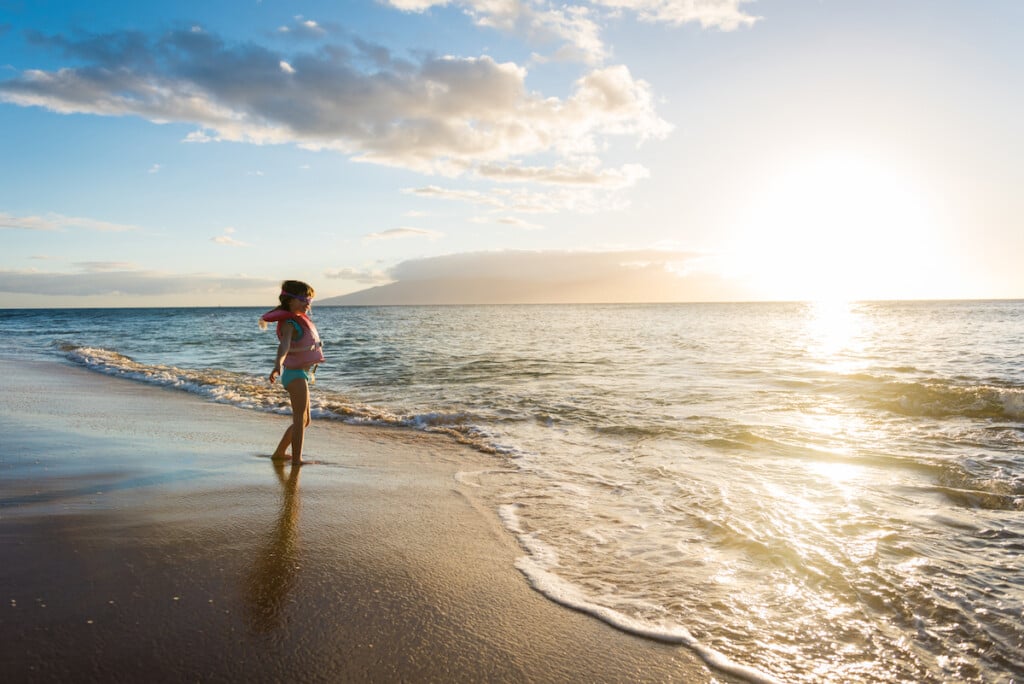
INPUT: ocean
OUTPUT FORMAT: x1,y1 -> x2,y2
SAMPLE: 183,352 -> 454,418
4,301 -> 1022,683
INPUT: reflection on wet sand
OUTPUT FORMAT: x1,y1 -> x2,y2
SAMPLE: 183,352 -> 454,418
246,462 -> 302,632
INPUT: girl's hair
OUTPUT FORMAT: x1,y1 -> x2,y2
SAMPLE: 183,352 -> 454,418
275,280 -> 316,311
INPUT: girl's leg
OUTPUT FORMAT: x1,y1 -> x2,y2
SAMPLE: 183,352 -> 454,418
271,424 -> 293,459
285,377 -> 310,465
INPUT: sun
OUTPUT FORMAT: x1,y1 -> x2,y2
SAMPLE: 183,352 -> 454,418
729,152 -> 950,302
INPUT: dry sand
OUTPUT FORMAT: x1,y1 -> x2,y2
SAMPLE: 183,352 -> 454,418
0,357 -> 728,682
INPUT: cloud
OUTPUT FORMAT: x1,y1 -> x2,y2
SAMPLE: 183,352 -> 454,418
404,185 -> 505,207
74,261 -> 138,272
212,235 -> 247,246
0,213 -> 59,231
184,130 -> 214,143
0,268 -> 276,296
593,0 -> 760,30
409,182 -> 633,214
383,1 -> 758,64
322,248 -> 752,304
0,211 -> 138,232
277,16 -> 330,40
458,1 -> 607,65
324,266 -> 393,285
212,226 -> 248,246
477,161 -> 649,187
385,2 -> 604,62
495,216 -> 545,230
384,0 -> 452,9
471,215 -> 545,230
148,163 -> 161,173
0,29 -> 669,177
362,227 -> 445,241
23,28 -> 155,70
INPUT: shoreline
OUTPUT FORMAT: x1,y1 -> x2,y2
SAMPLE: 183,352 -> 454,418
1,356 -> 725,682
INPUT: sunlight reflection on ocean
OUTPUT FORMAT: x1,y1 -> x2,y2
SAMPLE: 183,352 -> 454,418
8,300 -> 1024,682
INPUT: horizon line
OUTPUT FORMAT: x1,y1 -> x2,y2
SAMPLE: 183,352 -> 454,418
2,297 -> 1022,311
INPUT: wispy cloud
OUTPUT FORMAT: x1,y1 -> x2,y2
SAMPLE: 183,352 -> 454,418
496,216 -> 545,230
593,0 -> 760,30
0,268 -> 275,296
384,1 -> 758,63
404,185 -> 505,207
212,226 -> 248,246
480,1 -> 606,65
184,130 -> 214,143
324,266 -> 393,284
1,213 -> 59,231
409,183 -> 633,214
74,261 -> 138,271
362,227 -> 445,242
478,162 -> 649,188
148,163 -> 161,174
471,215 -> 546,230
386,1 -> 606,64
0,211 -> 138,232
0,30 -> 669,178
277,16 -> 331,40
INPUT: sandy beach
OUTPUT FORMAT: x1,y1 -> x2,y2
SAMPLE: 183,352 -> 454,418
0,356 -> 723,682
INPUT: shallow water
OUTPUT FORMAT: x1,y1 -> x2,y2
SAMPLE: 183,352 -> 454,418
6,300 -> 1023,682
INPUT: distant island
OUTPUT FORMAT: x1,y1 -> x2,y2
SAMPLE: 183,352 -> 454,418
318,277 -> 619,306
318,251 -> 751,306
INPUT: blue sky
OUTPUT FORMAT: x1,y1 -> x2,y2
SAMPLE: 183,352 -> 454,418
1,0 -> 1022,306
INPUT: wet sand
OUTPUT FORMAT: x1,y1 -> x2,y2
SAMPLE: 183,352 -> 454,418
0,357 -> 727,682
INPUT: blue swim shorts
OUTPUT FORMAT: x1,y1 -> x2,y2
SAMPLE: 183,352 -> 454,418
280,367 -> 313,388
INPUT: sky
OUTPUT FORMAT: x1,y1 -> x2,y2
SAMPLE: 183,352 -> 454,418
1,0 -> 1022,307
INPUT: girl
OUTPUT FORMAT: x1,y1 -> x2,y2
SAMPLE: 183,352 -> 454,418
260,280 -> 325,465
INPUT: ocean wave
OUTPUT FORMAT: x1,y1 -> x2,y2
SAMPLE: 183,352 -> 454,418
58,343 -> 512,455
931,459 -> 1024,511
856,376 -> 1024,420
925,485 -> 1024,512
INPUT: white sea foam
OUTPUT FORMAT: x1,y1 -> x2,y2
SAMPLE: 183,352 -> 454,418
453,469 -> 518,488
999,386 -> 1024,418
498,504 -> 782,684
61,344 -> 510,454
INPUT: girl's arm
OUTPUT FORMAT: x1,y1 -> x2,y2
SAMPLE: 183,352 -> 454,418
268,331 -> 293,384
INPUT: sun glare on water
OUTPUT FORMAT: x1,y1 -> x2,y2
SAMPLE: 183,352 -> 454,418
732,152 -> 950,302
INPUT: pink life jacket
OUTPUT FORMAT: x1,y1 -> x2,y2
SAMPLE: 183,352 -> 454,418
260,310 -> 325,369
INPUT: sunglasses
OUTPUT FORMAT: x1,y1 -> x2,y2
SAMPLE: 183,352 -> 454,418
282,292 -> 313,304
